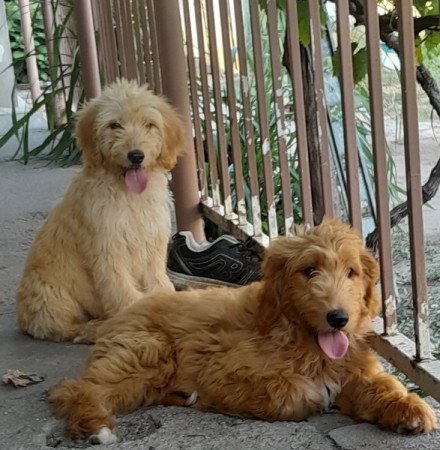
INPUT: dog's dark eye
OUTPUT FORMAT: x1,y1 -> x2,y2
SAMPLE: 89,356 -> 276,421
347,268 -> 356,278
302,267 -> 316,278
109,122 -> 122,130
144,122 -> 152,130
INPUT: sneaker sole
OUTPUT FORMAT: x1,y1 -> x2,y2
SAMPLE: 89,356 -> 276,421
167,269 -> 240,290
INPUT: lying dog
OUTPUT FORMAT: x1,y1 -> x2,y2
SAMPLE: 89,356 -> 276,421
49,220 -> 437,442
16,79 -> 184,342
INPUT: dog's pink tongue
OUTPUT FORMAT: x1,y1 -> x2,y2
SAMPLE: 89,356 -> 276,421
125,168 -> 147,193
317,331 -> 349,359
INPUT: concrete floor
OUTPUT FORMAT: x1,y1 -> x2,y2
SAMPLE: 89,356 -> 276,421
1,123 -> 440,449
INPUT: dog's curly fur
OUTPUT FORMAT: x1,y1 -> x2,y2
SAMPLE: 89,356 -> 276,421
49,220 -> 437,441
16,79 -> 185,342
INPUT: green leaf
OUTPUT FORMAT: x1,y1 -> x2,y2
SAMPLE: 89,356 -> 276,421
297,1 -> 310,47
424,31 -> 440,54
276,0 -> 286,10
12,50 -> 25,59
36,45 -> 48,54
332,44 -> 367,85
414,0 -> 438,15
353,47 -> 367,84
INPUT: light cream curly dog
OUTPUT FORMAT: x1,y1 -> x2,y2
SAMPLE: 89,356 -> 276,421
16,79 -> 185,342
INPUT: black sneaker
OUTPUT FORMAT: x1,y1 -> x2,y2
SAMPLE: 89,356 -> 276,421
167,232 -> 262,289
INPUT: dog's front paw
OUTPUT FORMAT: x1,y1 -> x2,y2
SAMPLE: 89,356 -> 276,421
89,426 -> 118,445
380,393 -> 437,435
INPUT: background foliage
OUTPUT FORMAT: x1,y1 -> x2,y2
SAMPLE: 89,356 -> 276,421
5,0 -> 49,84
0,0 -> 81,166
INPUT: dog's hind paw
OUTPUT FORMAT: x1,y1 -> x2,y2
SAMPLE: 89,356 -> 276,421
89,426 -> 118,445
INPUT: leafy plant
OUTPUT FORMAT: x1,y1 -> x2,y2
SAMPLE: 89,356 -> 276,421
353,82 -> 405,206
413,0 -> 440,65
5,0 -> 49,84
1,1 -> 82,166
0,52 -> 82,165
196,5 -> 302,235
195,1 -> 403,236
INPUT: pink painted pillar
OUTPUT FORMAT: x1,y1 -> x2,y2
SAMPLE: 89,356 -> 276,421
72,0 -> 101,100
153,0 -> 205,242
18,0 -> 42,102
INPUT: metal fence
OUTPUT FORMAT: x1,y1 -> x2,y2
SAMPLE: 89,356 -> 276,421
64,0 -> 440,400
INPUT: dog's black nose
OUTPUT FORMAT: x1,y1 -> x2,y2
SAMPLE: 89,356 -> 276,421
127,150 -> 144,165
326,309 -> 349,329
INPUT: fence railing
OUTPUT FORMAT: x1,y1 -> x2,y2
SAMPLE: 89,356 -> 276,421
45,0 -> 440,400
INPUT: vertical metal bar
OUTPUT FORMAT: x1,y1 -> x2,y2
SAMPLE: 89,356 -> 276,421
113,0 -> 128,79
119,0 -> 137,80
219,1 -> 246,225
193,0 -> 220,207
182,0 -> 208,200
138,0 -> 154,87
41,0 -> 55,81
146,0 -> 162,94
285,0 -> 313,227
249,0 -> 278,239
73,0 -> 101,100
53,2 -> 75,100
90,1 -> 105,80
336,0 -> 362,232
266,0 -> 293,235
98,0 -> 119,83
132,0 -> 146,83
365,0 -> 397,335
397,0 -> 431,360
18,0 -> 42,102
205,0 -> 232,216
154,0 -> 205,242
91,1 -> 115,85
234,0 -> 262,236
308,0 -> 333,217
42,0 -> 67,124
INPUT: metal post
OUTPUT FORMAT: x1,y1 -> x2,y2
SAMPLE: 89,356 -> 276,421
397,0 -> 431,360
41,0 -> 66,126
41,1 -> 55,77
72,0 -> 101,100
18,0 -> 42,102
153,0 -> 205,243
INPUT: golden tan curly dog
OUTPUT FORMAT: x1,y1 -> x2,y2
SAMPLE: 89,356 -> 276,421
49,220 -> 436,443
16,79 -> 184,342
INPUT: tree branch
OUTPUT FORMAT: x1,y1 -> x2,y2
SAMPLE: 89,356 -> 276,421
329,0 -> 440,35
378,14 -> 440,36
366,158 -> 440,250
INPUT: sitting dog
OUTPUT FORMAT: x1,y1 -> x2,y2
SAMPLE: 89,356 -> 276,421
49,220 -> 437,443
16,79 -> 184,342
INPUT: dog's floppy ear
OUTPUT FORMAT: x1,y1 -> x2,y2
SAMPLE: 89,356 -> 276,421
256,238 -> 292,335
156,99 -> 186,171
74,102 -> 101,168
360,248 -> 380,317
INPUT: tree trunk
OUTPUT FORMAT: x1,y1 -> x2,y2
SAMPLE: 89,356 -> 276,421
282,32 -> 325,224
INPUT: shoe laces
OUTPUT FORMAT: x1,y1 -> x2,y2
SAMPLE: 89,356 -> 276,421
228,237 -> 262,262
